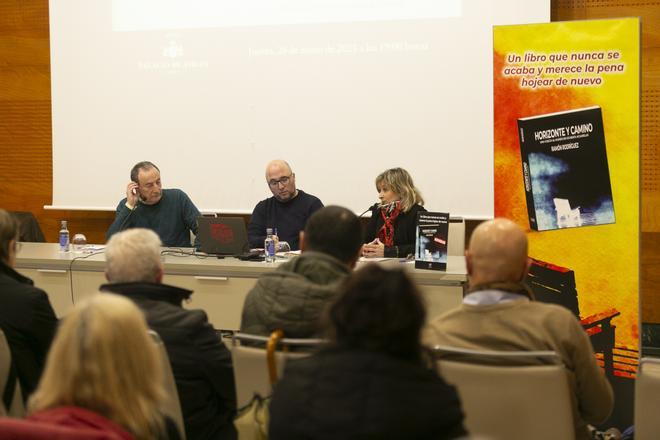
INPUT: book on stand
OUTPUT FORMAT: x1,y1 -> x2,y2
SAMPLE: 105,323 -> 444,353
517,106 -> 615,231
415,211 -> 449,271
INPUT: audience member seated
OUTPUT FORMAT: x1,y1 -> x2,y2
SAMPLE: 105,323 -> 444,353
101,228 -> 237,440
269,265 -> 467,439
240,205 -> 363,337
423,218 -> 614,440
24,294 -> 180,439
362,167 -> 426,258
0,209 -> 57,400
247,159 -> 324,251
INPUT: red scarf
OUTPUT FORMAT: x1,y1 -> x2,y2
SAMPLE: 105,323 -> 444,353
377,202 -> 401,246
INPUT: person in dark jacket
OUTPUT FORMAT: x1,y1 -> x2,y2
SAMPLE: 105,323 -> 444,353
269,265 -> 467,440
363,167 -> 426,258
101,228 -> 236,440
0,209 -> 58,400
240,205 -> 363,337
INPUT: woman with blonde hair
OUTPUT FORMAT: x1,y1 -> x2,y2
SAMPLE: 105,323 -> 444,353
26,294 -> 180,440
363,167 -> 426,258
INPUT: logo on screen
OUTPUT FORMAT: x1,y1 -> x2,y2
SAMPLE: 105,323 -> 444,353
210,223 -> 234,244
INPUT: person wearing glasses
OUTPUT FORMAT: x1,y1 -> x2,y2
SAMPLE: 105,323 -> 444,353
247,159 -> 323,250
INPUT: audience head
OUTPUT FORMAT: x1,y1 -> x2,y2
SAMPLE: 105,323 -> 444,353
300,205 -> 363,267
0,209 -> 20,267
29,294 -> 166,440
130,161 -> 162,205
326,264 -> 426,362
105,228 -> 163,284
466,218 -> 529,287
266,159 -> 297,202
375,167 -> 424,212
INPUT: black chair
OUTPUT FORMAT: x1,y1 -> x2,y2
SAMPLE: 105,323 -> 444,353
11,211 -> 45,242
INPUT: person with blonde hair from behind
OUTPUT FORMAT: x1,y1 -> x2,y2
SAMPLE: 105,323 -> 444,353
423,218 -> 613,440
362,167 -> 426,258
26,294 -> 180,439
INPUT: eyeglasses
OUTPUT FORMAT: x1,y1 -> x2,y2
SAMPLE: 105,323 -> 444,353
268,175 -> 292,188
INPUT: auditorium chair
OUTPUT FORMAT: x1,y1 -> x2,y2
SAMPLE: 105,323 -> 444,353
430,345 -> 574,440
634,357 -> 660,440
448,217 -> 466,256
230,331 -> 324,408
0,329 -> 25,417
148,330 -> 186,439
11,211 -> 45,243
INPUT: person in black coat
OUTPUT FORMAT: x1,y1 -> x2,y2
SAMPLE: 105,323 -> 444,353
101,228 -> 237,440
0,209 -> 58,401
363,167 -> 426,258
269,264 -> 467,440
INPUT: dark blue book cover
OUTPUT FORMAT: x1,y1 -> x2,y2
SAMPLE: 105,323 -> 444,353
518,106 -> 615,231
415,211 -> 449,271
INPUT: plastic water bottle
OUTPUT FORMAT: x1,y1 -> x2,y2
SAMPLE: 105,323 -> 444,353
264,228 -> 276,263
59,220 -> 70,252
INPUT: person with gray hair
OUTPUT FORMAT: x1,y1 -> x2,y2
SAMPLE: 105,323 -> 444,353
423,218 -> 613,440
247,159 -> 323,250
101,228 -> 237,440
0,209 -> 58,400
106,161 -> 201,247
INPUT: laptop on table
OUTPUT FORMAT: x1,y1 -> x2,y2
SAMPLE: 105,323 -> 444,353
197,217 -> 249,256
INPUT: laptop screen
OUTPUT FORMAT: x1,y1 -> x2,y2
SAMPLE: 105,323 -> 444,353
197,217 -> 249,255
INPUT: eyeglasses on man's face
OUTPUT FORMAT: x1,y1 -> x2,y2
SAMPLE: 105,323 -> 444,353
268,175 -> 292,188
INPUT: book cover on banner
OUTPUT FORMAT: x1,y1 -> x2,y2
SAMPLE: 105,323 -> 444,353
517,106 -> 615,231
415,211 -> 449,271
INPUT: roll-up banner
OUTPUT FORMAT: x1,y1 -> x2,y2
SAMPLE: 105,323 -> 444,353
493,18 -> 640,429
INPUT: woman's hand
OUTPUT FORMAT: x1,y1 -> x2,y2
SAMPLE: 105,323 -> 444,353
362,238 -> 385,258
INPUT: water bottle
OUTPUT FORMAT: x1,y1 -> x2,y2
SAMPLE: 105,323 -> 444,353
264,228 -> 276,263
59,220 -> 70,252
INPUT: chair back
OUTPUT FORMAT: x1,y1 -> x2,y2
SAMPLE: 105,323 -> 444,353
230,332 -> 324,408
447,217 -> 466,256
635,357 -> 660,440
0,329 -> 25,417
148,330 -> 186,439
431,345 -> 574,440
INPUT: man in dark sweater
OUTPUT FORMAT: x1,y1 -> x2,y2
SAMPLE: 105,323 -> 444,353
101,228 -> 237,440
247,160 -> 323,250
106,161 -> 200,247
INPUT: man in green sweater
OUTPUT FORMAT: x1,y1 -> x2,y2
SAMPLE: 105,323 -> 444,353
424,218 -> 613,440
106,161 -> 200,247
